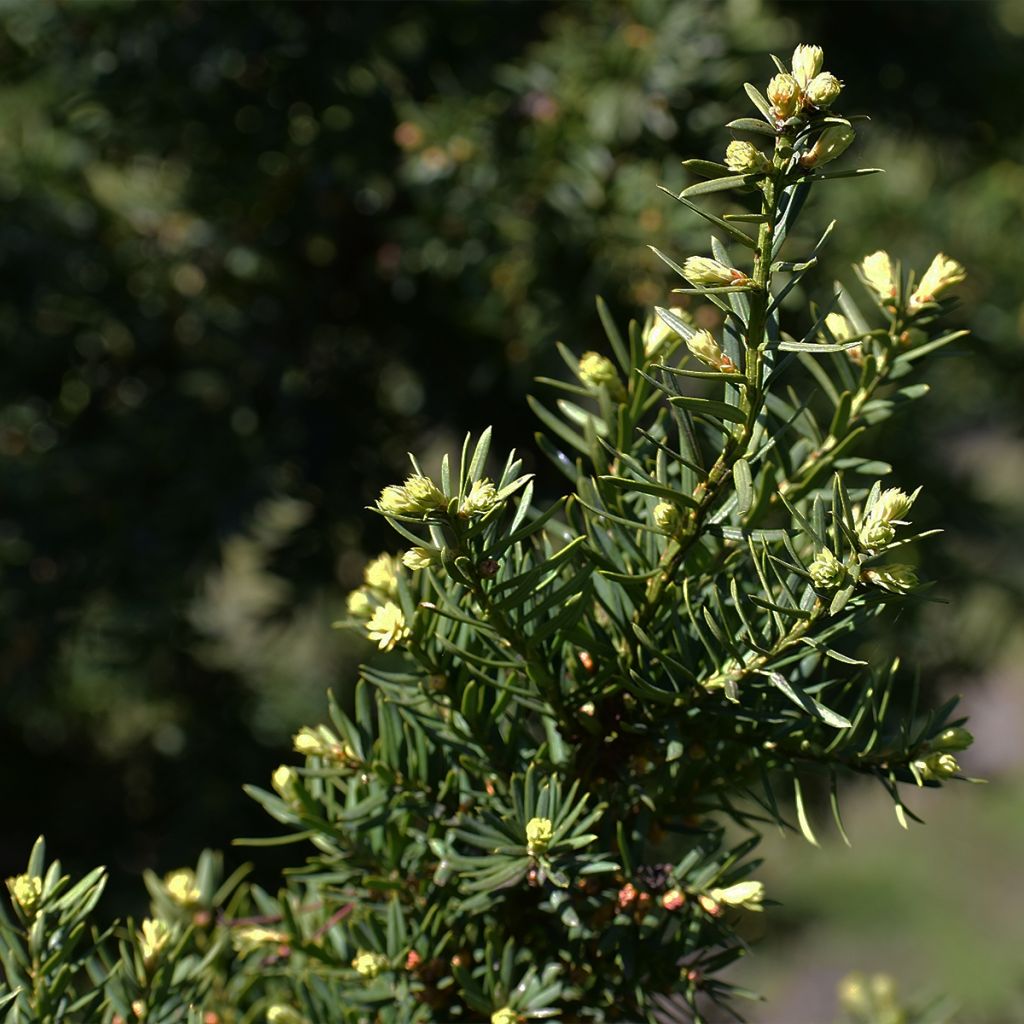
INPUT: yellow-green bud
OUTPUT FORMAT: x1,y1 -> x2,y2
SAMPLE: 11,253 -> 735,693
352,950 -> 388,978
837,972 -> 869,1015
805,72 -> 842,108
931,726 -> 974,752
578,350 -> 617,385
491,1009 -> 519,1024
724,140 -> 769,174
838,972 -> 900,1020
766,73 -> 800,118
708,879 -> 764,911
870,974 -> 899,1006
791,44 -> 823,87
800,125 -> 855,168
402,546 -> 436,571
6,873 -> 42,917
914,751 -> 959,780
232,925 -> 287,954
858,519 -> 895,550
346,588 -> 373,617
293,725 -> 354,764
653,501 -> 679,532
366,600 -> 409,651
139,918 -> 171,965
685,329 -> 736,373
376,484 -> 415,516
860,251 -> 896,302
525,816 -> 554,856
808,548 -> 845,589
578,351 -> 626,400
164,868 -> 200,907
293,727 -> 324,757
682,256 -> 748,288
858,485 -> 914,549
820,312 -> 854,344
267,1007 -> 307,1024
460,477 -> 500,517
643,307 -> 690,356
364,553 -> 401,594
909,253 -> 966,309
872,487 -> 915,523
272,764 -> 300,800
864,564 -> 918,594
403,475 -> 447,513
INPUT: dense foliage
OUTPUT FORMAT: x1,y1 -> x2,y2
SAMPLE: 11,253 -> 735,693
0,43 -> 975,1023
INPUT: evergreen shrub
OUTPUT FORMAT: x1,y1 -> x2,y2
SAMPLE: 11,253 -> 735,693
0,42 -> 972,1024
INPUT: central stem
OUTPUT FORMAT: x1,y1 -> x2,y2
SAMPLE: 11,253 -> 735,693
633,138 -> 787,631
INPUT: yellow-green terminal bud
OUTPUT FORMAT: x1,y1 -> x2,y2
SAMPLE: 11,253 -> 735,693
525,816 -> 554,856
643,307 -> 690,356
800,125 -> 855,168
352,950 -> 388,979
139,918 -> 171,966
459,477 -> 499,516
767,73 -> 800,118
346,588 -> 373,617
377,484 -> 415,515
858,487 -> 917,549
364,552 -> 401,594
837,972 -> 871,1017
914,751 -> 959,780
293,725 -> 355,764
838,972 -> 901,1022
578,351 -> 626,400
403,475 -> 447,513
272,764 -> 300,801
685,329 -> 736,373
808,548 -> 845,589
860,250 -> 896,302
864,564 -> 919,594
822,312 -> 853,343
909,253 -> 966,309
682,256 -> 748,288
164,868 -> 200,907
858,519 -> 895,550
872,487 -> 915,523
232,925 -> 288,954
6,873 -> 42,917
724,140 -> 769,174
931,726 -> 974,752
805,72 -> 842,108
293,727 -> 325,757
653,501 -> 679,532
491,1009 -> 519,1024
376,477 -> 445,516
708,879 -> 765,911
791,44 -> 823,87
402,546 -> 437,571
366,601 -> 410,651
267,1007 -> 307,1024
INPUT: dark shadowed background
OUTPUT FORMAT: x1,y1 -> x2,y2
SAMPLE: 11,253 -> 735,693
1,0 -> 1021,1017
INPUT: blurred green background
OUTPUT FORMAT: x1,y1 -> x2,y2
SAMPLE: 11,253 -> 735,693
1,0 -> 1021,1017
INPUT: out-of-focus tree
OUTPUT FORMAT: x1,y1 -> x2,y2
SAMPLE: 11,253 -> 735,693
0,0 -> 787,888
